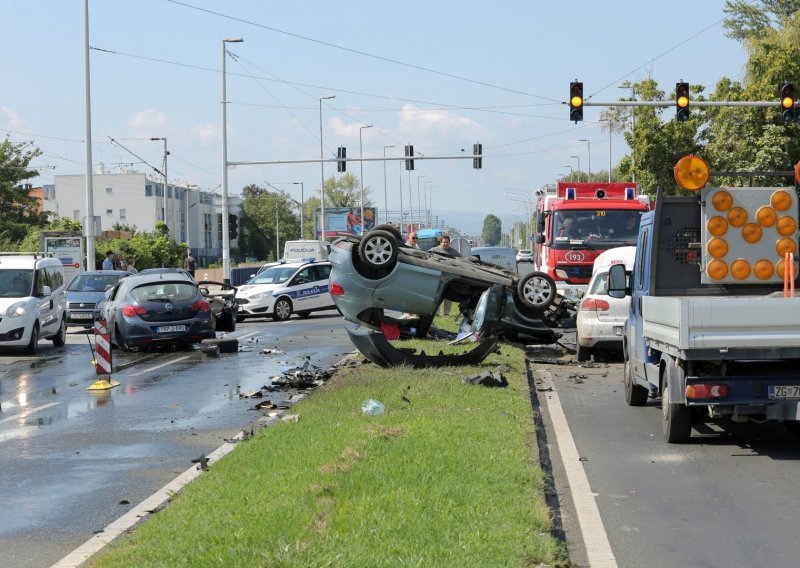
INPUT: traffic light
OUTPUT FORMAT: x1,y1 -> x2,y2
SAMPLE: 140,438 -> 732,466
405,144 -> 415,171
780,82 -> 796,123
473,142 -> 483,169
569,81 -> 583,122
228,214 -> 238,239
337,146 -> 347,172
676,82 -> 690,122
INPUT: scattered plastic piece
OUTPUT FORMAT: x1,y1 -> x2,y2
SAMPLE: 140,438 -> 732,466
361,399 -> 385,416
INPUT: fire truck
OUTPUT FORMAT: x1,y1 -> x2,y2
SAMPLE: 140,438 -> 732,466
533,182 -> 650,291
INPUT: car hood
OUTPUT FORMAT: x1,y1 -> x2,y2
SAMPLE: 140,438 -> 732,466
66,291 -> 107,303
236,284 -> 280,296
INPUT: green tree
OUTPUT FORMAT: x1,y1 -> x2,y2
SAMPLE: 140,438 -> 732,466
324,173 -> 371,207
96,221 -> 185,270
240,186 -> 300,261
0,138 -> 47,243
481,214 -> 502,246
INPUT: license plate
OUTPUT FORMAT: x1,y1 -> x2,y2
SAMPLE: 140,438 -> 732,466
613,326 -> 623,336
157,325 -> 186,333
769,385 -> 800,400
72,312 -> 93,319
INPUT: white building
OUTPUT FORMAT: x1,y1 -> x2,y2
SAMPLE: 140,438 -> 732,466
48,164 -> 241,266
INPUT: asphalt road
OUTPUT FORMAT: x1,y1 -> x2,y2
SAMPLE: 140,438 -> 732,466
532,345 -> 800,568
0,313 -> 353,568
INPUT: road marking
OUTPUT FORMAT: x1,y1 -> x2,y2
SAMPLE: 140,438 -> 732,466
232,330 -> 258,341
0,402 -> 61,425
538,370 -> 617,568
129,355 -> 191,377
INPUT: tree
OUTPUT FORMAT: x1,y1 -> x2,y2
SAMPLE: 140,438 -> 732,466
323,173 -> 372,207
481,214 -> 502,246
240,185 -> 300,261
0,138 -> 47,243
95,221 -> 185,270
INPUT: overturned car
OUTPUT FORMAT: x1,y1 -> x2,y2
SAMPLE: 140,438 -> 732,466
328,226 -> 574,367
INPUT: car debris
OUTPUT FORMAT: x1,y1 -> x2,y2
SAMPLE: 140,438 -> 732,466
464,366 -> 510,388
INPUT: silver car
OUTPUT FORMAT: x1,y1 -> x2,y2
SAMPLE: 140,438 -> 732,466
65,270 -> 131,327
99,273 -> 215,351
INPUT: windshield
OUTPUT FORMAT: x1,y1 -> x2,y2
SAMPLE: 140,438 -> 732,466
551,209 -> 643,249
249,266 -> 297,285
68,273 -> 126,292
0,269 -> 34,298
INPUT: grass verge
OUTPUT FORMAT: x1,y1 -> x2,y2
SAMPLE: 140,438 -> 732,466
92,340 -> 568,567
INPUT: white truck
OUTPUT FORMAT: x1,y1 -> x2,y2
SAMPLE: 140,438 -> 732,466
609,155 -> 800,442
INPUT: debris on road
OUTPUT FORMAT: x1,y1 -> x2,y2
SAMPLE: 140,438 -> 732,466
362,399 -> 385,416
261,348 -> 285,355
464,366 -> 509,388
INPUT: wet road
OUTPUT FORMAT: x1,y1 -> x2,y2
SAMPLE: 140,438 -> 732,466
0,314 -> 353,568
532,347 -> 800,568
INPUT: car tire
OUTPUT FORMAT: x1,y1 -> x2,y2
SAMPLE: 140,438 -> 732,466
623,354 -> 648,406
296,310 -> 311,318
236,314 -> 247,323
201,337 -> 239,354
662,369 -> 692,443
52,317 -> 67,347
114,324 -> 130,351
576,341 -> 591,362
372,224 -> 403,243
358,230 -> 399,271
273,297 -> 293,321
516,271 -> 557,311
23,323 -> 39,355
216,311 -> 236,332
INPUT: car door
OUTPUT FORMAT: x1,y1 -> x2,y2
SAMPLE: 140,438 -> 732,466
33,266 -> 56,335
287,267 -> 319,310
47,265 -> 66,326
101,281 -> 125,330
628,225 -> 651,383
313,264 -> 333,308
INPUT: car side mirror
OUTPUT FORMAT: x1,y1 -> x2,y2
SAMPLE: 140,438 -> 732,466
608,264 -> 628,299
42,285 -> 52,297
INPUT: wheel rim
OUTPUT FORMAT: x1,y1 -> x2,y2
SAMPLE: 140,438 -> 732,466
523,276 -> 554,306
364,236 -> 393,266
276,300 -> 291,319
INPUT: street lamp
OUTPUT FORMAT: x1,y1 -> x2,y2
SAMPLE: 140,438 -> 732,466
424,180 -> 432,226
618,84 -> 636,183
383,145 -> 394,224
570,155 -> 580,182
578,138 -> 591,181
563,165 -> 573,181
221,37 -> 243,285
150,137 -> 171,240
416,174 -> 426,231
359,124 -> 372,235
600,119 -> 612,182
293,181 -> 304,238
505,188 -> 533,247
427,184 -> 437,227
319,94 -> 335,242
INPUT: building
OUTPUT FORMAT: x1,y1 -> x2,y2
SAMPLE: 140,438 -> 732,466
48,164 -> 241,266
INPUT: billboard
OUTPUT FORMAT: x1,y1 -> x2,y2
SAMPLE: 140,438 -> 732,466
315,207 -> 377,238
41,231 -> 85,284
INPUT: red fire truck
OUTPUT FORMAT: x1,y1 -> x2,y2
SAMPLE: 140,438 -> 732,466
533,182 -> 650,290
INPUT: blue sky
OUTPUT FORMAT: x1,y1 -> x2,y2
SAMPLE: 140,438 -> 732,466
2,0 -> 745,233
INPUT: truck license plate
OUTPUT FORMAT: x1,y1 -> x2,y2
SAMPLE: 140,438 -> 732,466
157,325 -> 186,333
769,386 -> 800,400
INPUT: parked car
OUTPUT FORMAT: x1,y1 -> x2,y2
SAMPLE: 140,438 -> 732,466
235,260 -> 335,321
516,249 -> 534,263
138,267 -> 195,281
0,254 -> 67,354
469,246 -> 518,272
197,280 -> 237,332
575,246 -> 636,361
328,230 -> 567,344
99,272 -> 215,351
65,270 -> 131,327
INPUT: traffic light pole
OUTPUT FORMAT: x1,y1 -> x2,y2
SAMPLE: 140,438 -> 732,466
227,155 -> 482,167
583,100 -> 782,107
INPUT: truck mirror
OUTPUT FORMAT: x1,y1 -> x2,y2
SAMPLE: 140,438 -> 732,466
608,264 -> 627,298
535,234 -> 545,244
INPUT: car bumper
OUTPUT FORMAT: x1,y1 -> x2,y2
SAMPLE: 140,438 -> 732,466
236,297 -> 274,316
0,317 -> 33,347
577,317 -> 625,349
66,309 -> 100,326
116,317 -> 215,347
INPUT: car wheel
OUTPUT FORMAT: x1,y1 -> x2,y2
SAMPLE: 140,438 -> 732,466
273,297 -> 293,321
623,354 -> 648,406
358,230 -> 399,271
236,314 -> 247,323
23,323 -> 39,355
52,317 -> 67,347
372,224 -> 403,243
296,311 -> 311,318
516,271 -> 557,311
576,341 -> 591,362
114,324 -> 130,351
662,369 -> 692,443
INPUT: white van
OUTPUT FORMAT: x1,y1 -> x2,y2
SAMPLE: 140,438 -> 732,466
0,254 -> 67,354
283,240 -> 329,262
469,247 -> 518,272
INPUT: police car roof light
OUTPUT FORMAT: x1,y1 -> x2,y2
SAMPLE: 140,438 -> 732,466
301,257 -> 317,263
566,187 -> 577,200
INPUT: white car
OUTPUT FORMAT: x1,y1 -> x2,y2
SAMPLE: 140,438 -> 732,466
575,247 -> 636,362
235,260 -> 336,321
516,249 -> 534,263
0,254 -> 67,354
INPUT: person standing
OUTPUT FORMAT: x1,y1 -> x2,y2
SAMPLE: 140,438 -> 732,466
184,252 -> 197,278
102,251 -> 115,271
126,258 -> 138,274
405,232 -> 419,248
429,235 -> 461,316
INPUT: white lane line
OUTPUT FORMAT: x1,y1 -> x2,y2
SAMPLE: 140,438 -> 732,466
0,402 -> 61,425
129,355 -> 191,377
537,370 -> 617,568
51,422 -> 265,568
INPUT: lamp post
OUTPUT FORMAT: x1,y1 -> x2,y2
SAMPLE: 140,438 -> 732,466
563,165 -> 573,181
424,180 -> 432,227
383,145 -> 394,224
618,84 -> 636,183
319,94 -> 335,242
416,174 -> 426,232
600,119 -> 612,182
427,184 -> 437,227
150,137 -> 170,238
505,188 -> 533,247
359,124 -> 372,235
221,37 -> 243,285
570,155 -> 580,182
293,181 -> 305,238
83,0 -> 96,269
578,138 -> 591,181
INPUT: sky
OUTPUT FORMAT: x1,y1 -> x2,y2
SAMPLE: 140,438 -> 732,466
2,0 -> 747,234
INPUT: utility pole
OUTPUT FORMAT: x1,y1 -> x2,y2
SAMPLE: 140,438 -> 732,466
383,145 -> 394,224
150,137 -> 168,231
83,0 -> 95,269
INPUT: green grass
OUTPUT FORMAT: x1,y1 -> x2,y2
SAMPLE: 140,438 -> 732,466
92,343 -> 567,568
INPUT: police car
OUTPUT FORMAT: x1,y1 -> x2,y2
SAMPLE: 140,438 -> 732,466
234,259 -> 335,321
